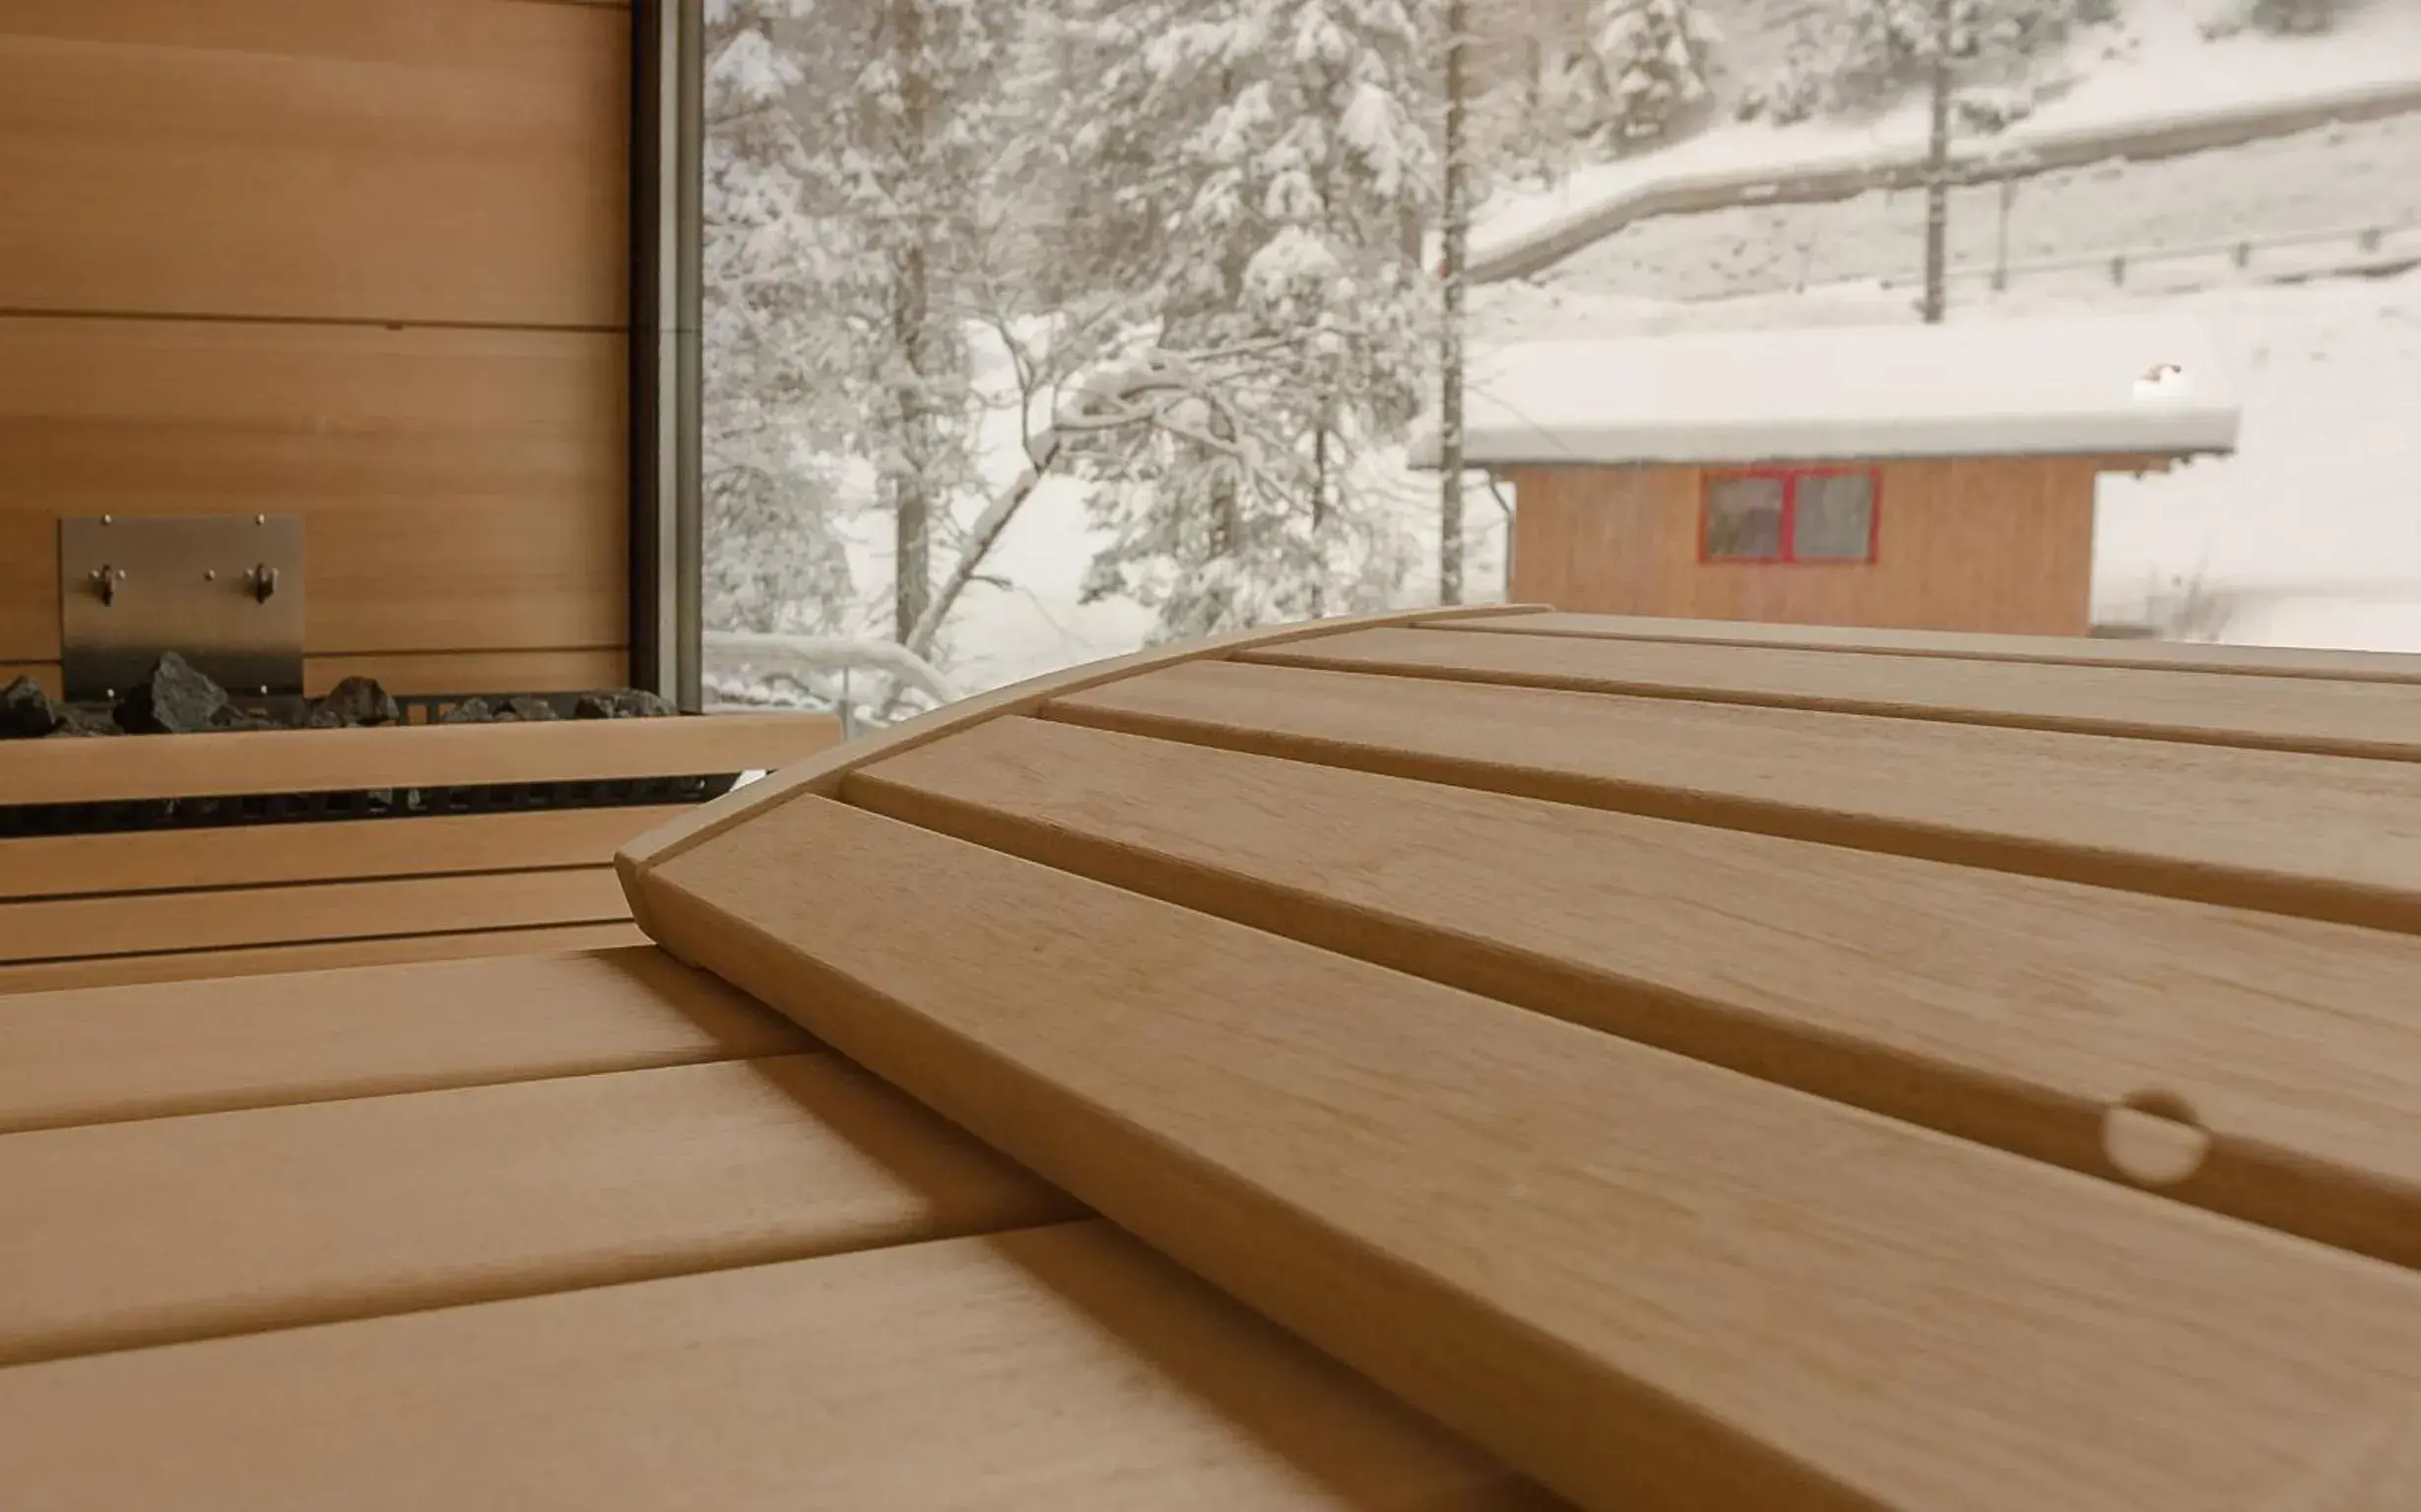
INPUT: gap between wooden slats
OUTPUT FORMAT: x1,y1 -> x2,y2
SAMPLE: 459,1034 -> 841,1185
0,921 -> 648,997
1043,659 -> 2421,936
635,796 -> 2421,1512
0,1053 -> 1078,1367
0,1221 -> 1549,1512
844,715 -> 2421,1269
0,947 -> 810,1136
1242,625 -> 2421,762
1431,611 -> 2421,686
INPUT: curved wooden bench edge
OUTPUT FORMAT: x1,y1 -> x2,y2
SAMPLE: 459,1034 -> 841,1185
615,605 -> 1552,937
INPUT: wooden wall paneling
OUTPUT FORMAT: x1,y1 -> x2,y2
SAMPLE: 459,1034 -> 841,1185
0,947 -> 810,1136
0,922 -> 651,998
1242,626 -> 2421,761
846,714 -> 2421,1268
0,318 -> 628,667
0,0 -> 629,327
0,662 -> 59,696
632,795 -> 2421,1512
0,1052 -> 1076,1364
0,1223 -> 1547,1512
1044,660 -> 2421,934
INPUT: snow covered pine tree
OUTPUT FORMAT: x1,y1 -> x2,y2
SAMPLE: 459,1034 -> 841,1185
700,0 -> 854,636
1582,0 -> 1723,145
1051,0 -> 1434,641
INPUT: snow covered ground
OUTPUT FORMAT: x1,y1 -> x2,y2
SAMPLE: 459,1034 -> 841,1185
1473,0 -> 2421,269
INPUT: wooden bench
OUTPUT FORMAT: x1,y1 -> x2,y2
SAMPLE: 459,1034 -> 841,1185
2,608 -> 2415,1511
0,713 -> 837,995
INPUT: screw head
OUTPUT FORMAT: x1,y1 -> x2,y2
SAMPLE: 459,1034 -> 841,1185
204,569 -> 218,581
100,515 -> 113,526
255,514 -> 267,526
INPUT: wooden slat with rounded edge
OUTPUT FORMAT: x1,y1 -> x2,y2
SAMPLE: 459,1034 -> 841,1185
634,796 -> 2421,1512
0,866 -> 628,965
0,922 -> 649,997
0,1052 -> 1077,1366
0,712 -> 839,807
0,806 -> 691,903
846,715 -> 2421,1267
0,1222 -> 1547,1512
0,947 -> 809,1135
1046,660 -> 2421,935
1246,625 -> 2421,761
1432,611 -> 2421,685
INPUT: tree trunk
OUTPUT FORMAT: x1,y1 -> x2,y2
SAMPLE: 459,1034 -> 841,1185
889,0 -> 935,644
1438,0 -> 1472,606
1921,0 -> 1953,325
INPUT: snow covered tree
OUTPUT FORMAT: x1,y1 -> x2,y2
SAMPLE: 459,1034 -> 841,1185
1580,0 -> 1723,145
1741,0 -> 2111,124
700,0 -> 853,635
1049,0 -> 1436,641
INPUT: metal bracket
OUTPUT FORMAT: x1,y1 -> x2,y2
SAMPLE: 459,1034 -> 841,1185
58,515 -> 306,700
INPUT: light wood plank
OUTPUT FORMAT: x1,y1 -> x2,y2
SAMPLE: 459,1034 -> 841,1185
1047,661 -> 2421,934
635,797 -> 2421,1512
0,0 -> 627,326
0,947 -> 809,1135
1437,611 -> 2421,685
0,711 -> 838,806
0,866 -> 628,964
0,317 -> 627,665
614,604 -> 1553,897
305,648 -> 629,697
0,1222 -> 1544,1512
850,716 -> 2421,1267
0,1053 -> 1075,1364
0,921 -> 648,996
0,806 -> 691,903
1249,625 -> 2421,761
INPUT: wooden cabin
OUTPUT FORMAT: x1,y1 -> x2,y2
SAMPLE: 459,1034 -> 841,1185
1415,315 -> 2241,635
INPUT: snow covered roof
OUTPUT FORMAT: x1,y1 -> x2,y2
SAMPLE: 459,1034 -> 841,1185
1411,313 -> 2242,469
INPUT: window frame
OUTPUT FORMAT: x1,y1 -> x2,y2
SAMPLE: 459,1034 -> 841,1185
1699,465 -> 1883,566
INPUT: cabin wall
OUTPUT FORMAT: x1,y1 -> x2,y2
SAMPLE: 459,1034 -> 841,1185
1507,456 -> 2102,636
0,0 -> 632,697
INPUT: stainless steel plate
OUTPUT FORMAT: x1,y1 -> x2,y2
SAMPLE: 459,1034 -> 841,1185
58,515 -> 306,699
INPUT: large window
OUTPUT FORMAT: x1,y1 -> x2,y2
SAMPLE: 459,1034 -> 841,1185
1702,468 -> 1879,564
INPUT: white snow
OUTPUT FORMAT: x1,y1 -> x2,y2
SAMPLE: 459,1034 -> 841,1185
1473,0 -> 2421,270
1410,312 -> 2240,468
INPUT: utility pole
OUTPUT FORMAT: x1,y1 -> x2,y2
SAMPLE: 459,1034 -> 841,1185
1437,0 -> 1471,606
1921,0 -> 1954,324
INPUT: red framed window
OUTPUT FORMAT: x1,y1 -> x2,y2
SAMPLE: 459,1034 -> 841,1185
1701,466 -> 1881,564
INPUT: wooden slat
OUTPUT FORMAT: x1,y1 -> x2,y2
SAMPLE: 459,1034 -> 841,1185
0,1052 -> 1075,1365
0,947 -> 809,1135
1048,660 -> 2421,934
0,0 -> 627,326
849,716 -> 2421,1267
633,797 -> 2421,1512
1436,611 -> 2421,685
0,317 -> 627,665
305,648 -> 629,698
0,921 -> 648,997
0,866 -> 628,964
614,604 -> 1553,900
1248,625 -> 2421,761
0,1222 -> 1545,1512
0,806 -> 691,903
0,712 -> 838,806
1,661 -> 59,696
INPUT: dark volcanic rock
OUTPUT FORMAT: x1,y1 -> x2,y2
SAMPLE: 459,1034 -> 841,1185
1,676 -> 62,739
503,695 -> 560,723
439,696 -> 499,725
115,653 -> 230,734
48,705 -> 127,738
209,706 -> 284,733
305,677 -> 401,730
574,689 -> 678,720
